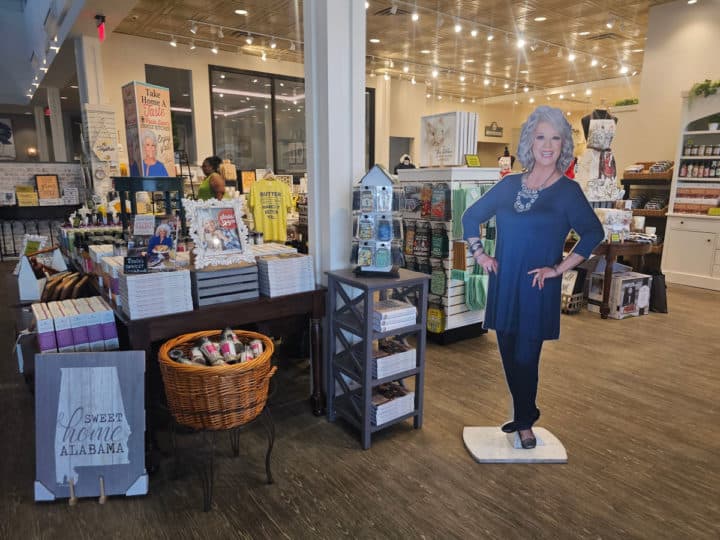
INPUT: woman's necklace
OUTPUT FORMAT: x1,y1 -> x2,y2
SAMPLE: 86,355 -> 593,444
513,169 -> 556,213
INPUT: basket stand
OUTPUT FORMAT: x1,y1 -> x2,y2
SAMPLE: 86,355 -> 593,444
170,406 -> 275,512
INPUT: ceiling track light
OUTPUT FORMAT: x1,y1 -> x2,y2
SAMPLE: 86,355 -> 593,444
290,41 -> 296,51
411,75 -> 416,84
246,33 -> 253,45
169,35 -> 177,47
411,12 -> 419,21
516,38 -> 525,48
261,51 -> 267,61
211,43 -> 218,54
190,22 -> 198,34
568,52 -> 576,62
487,33 -> 494,41
270,38 -> 277,49
217,27 -> 224,39
189,40 -> 196,50
403,64 -> 409,73
454,23 -> 462,33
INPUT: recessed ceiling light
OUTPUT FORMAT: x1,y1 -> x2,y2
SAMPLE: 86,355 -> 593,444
420,49 -> 431,54
523,86 -> 529,92
534,16 -> 547,22
591,58 -> 599,67
403,64 -> 409,73
412,12 -> 419,21
632,48 -> 644,52
585,89 -> 592,96
619,65 -> 629,74
470,29 -> 478,37
484,78 -> 490,86
571,93 -> 576,97
464,59 -> 474,63
504,83 -> 509,89
566,111 -> 571,116
687,0 -> 697,4
578,31 -> 591,36
529,97 -> 535,103
516,38 -> 526,48
454,23 -> 462,33
487,34 -> 494,41
235,9 -> 248,15
426,93 -> 431,98
567,80 -> 574,83
369,38 -> 380,43
559,94 -> 564,99
431,69 -> 439,78
520,70 -> 529,74
514,100 -> 519,105
568,53 -> 576,62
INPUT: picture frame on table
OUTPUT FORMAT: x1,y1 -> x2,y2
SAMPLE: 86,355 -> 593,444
183,198 -> 254,269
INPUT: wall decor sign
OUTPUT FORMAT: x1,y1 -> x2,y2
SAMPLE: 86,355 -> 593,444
183,198 -> 254,269
464,154 -> 482,167
34,351 -> 147,501
36,174 -> 61,200
484,122 -> 504,138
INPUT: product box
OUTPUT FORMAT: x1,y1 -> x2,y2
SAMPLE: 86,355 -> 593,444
61,299 -> 90,352
31,303 -> 57,353
588,271 -> 653,319
87,296 -> 119,350
122,81 -> 175,178
73,298 -> 105,352
46,302 -> 74,352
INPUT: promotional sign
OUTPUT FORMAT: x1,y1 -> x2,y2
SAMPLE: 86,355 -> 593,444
122,81 -> 174,178
34,352 -> 147,501
484,121 -> 504,138
82,104 -> 120,195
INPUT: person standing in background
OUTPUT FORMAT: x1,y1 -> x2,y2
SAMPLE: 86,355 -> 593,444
394,154 -> 416,174
197,156 -> 226,201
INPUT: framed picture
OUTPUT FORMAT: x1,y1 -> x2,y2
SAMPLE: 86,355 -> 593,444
35,174 -> 61,200
0,117 -> 16,160
183,198 -> 254,269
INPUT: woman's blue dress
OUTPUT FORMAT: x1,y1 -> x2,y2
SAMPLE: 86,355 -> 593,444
462,173 -> 604,340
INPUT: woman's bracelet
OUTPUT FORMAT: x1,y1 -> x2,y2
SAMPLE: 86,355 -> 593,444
468,241 -> 484,256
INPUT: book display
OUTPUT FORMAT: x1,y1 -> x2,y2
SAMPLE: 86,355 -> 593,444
326,268 -> 429,449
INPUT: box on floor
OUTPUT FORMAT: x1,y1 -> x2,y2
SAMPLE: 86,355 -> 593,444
588,271 -> 653,319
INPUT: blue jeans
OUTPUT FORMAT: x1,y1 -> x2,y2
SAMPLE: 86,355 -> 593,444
496,331 -> 543,430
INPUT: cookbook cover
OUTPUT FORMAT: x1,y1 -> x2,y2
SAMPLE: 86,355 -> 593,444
122,81 -> 175,177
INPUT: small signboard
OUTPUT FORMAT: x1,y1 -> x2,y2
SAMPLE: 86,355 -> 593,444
36,174 -> 61,200
132,214 -> 156,236
464,154 -> 481,167
484,122 -> 504,138
34,351 -> 147,501
123,256 -> 147,274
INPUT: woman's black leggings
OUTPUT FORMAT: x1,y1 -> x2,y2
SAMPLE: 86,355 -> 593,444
496,331 -> 544,430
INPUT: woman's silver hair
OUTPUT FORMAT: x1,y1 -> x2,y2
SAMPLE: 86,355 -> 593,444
517,106 -> 574,173
142,129 -> 158,145
155,223 -> 171,236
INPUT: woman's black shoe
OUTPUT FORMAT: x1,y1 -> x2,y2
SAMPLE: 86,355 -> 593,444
500,408 -> 541,433
520,434 -> 537,449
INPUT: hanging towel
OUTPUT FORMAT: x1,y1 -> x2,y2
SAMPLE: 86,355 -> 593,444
452,188 -> 466,239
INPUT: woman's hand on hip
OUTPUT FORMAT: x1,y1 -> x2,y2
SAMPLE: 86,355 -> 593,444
474,253 -> 498,274
528,266 -> 560,289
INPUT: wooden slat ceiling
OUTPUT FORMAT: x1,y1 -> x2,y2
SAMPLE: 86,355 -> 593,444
113,0 -> 674,101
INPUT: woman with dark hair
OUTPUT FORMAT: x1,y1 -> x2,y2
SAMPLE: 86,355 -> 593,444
462,106 -> 604,449
198,156 -> 226,200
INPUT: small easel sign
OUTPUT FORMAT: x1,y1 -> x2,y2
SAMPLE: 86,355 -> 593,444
34,351 -> 147,504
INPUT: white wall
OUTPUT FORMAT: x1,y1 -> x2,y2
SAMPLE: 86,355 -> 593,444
613,0 -> 720,174
101,33 -> 304,165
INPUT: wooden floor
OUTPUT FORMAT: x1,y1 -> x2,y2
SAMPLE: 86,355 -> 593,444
1,262 -> 718,539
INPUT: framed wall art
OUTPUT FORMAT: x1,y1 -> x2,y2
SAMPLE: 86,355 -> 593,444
183,198 -> 254,269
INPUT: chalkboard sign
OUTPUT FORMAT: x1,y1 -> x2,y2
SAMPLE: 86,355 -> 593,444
124,256 -> 147,274
34,351 -> 147,501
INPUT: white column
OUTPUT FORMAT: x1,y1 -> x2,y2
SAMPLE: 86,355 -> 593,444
46,87 -> 68,162
304,0 -> 366,283
33,106 -> 50,161
74,36 -> 105,106
374,77 -> 391,169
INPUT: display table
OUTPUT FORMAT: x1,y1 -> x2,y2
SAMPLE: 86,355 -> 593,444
113,287 -> 327,414
592,242 -> 653,319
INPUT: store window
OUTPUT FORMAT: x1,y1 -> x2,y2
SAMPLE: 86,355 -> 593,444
273,78 -> 306,173
145,65 -> 196,164
210,68 -> 272,171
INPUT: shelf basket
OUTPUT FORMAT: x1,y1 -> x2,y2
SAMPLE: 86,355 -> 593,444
158,329 -> 276,431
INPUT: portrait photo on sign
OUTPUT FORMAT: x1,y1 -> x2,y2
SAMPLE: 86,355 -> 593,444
183,198 -> 253,268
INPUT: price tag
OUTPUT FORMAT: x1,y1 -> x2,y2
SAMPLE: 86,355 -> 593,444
123,256 -> 147,274
464,154 -> 481,167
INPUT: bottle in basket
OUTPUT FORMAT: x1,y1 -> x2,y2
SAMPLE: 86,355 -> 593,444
219,336 -> 237,363
190,346 -> 206,365
197,337 -> 225,366
223,327 -> 241,345
249,339 -> 264,358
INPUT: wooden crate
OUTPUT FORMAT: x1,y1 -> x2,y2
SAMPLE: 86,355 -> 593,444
190,264 -> 259,307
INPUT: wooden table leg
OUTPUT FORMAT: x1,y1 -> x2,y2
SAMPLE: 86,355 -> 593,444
600,250 -> 614,319
310,317 -> 324,416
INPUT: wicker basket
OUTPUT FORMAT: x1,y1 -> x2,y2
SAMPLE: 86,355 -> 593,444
158,329 -> 276,431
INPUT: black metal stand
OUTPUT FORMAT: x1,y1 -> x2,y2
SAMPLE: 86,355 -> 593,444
170,407 -> 275,512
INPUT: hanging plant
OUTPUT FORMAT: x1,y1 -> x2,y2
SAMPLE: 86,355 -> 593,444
690,79 -> 720,98
613,98 -> 639,107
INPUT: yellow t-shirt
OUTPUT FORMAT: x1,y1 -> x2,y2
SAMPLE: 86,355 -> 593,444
248,178 -> 293,242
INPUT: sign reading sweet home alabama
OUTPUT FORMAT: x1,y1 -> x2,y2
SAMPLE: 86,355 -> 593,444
34,352 -> 147,501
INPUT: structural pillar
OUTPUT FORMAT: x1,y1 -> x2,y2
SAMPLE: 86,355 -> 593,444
303,0 -> 366,284
74,35 -> 105,106
33,106 -> 50,161
46,87 -> 68,162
